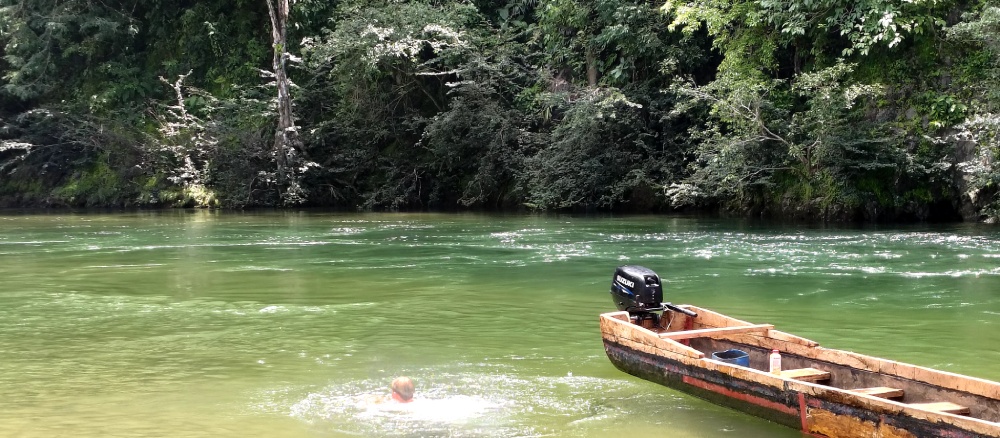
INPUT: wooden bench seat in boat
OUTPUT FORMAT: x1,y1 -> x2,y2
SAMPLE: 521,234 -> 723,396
908,402 -> 971,415
659,324 -> 774,340
780,368 -> 831,383
848,387 -> 904,399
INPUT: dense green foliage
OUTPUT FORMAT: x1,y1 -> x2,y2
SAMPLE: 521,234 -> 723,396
0,0 -> 998,221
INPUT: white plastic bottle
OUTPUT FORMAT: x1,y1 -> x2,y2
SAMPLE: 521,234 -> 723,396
769,349 -> 782,375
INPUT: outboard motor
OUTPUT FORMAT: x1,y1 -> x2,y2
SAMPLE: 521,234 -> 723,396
611,265 -> 663,313
610,265 -> 697,325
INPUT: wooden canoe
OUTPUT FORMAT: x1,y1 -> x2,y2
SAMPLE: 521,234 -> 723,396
601,306 -> 1000,437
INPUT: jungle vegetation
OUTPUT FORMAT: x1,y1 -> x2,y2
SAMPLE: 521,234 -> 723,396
1,0 -> 999,222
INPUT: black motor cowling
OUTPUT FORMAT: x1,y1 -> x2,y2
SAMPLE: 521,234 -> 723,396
610,265 -> 663,313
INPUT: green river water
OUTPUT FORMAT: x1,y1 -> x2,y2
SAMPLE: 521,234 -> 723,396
1,211 -> 999,437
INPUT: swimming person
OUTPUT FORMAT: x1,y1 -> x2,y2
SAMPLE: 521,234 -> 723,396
390,376 -> 414,403
357,376 -> 416,410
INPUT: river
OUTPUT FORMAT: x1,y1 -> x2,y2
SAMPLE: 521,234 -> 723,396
1,211 -> 998,437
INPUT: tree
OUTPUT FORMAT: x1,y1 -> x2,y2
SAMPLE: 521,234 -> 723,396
945,5 -> 1000,221
663,0 -> 954,70
667,63 -> 898,218
300,0 -> 494,209
535,0 -> 682,87
0,0 -> 140,101
265,0 -> 308,204
522,89 -> 652,210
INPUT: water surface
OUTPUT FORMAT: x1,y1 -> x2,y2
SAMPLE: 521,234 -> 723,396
1,211 -> 998,437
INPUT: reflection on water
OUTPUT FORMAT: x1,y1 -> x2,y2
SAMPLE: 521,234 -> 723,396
0,211 -> 998,437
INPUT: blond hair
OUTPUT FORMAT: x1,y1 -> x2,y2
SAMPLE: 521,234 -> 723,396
391,376 -> 414,401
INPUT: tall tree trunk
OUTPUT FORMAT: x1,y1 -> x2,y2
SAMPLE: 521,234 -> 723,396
265,0 -> 297,190
586,46 -> 598,86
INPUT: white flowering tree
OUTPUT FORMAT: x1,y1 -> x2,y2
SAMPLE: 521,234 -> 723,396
946,6 -> 1000,221
156,71 -> 219,206
265,0 -> 318,205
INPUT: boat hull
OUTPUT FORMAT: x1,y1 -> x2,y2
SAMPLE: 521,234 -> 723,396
601,308 -> 1000,438
605,339 -> 991,437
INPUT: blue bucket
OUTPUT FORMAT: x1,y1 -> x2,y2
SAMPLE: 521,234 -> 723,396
712,349 -> 750,367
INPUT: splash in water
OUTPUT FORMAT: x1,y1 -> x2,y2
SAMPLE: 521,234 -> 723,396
287,372 -> 651,437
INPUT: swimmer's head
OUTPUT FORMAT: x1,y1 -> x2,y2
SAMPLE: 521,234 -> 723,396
391,376 -> 414,402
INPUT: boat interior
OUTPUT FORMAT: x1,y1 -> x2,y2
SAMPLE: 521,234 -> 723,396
616,306 -> 1000,424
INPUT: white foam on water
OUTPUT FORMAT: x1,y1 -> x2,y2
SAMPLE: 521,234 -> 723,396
290,389 -> 512,437
286,373 -> 644,437
220,266 -> 294,272
357,395 -> 498,422
901,268 -> 1000,278
328,227 -> 366,235
258,305 -> 287,314
0,240 -> 71,245
82,263 -> 165,269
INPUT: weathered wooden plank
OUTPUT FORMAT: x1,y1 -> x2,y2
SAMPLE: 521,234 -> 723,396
766,329 -> 819,347
600,313 -> 705,359
856,353 -> 1000,400
808,347 -> 882,372
661,338 -> 708,359
711,332 -> 824,359
659,324 -> 774,340
604,311 -> 629,322
674,308 -> 1000,400
804,403 -> 916,438
661,312 -> 693,332
793,381 -> 1000,437
780,368 -> 831,382
909,402 -> 971,415
849,387 -> 905,398
683,306 -> 754,329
